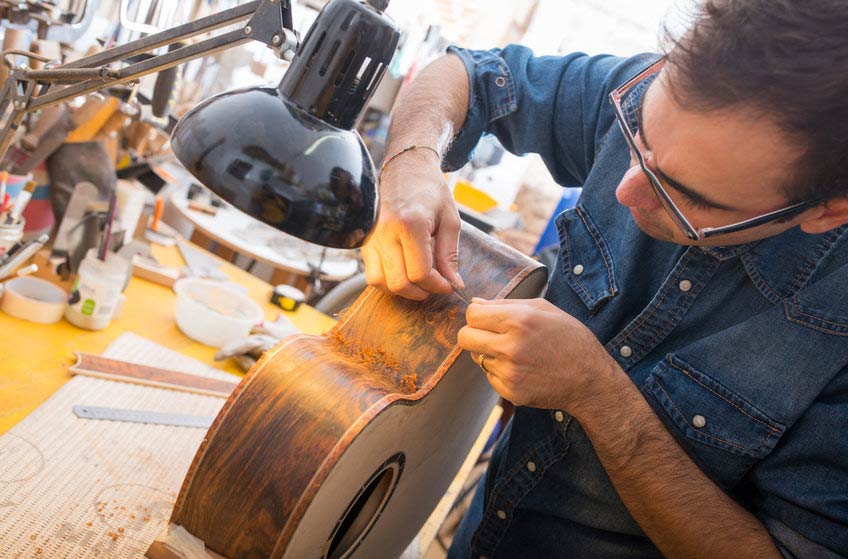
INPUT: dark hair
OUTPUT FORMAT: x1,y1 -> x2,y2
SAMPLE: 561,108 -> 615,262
662,0 -> 848,203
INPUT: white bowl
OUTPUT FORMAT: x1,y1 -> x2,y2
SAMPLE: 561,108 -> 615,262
173,278 -> 263,347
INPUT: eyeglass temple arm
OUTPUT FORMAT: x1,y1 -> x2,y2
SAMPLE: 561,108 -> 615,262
699,199 -> 822,238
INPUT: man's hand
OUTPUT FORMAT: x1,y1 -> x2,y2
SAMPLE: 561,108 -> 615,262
457,297 -> 615,410
362,148 -> 464,301
360,53 -> 470,301
460,299 -> 783,559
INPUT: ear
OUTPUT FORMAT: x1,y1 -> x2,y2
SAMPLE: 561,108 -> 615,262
799,197 -> 848,234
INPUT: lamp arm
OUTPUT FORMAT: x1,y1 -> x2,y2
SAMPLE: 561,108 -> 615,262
0,0 -> 298,166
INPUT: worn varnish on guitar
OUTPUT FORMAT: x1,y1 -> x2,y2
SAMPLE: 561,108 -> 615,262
146,224 -> 547,559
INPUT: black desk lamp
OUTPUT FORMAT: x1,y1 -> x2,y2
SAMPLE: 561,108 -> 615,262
0,0 -> 399,249
172,0 -> 398,248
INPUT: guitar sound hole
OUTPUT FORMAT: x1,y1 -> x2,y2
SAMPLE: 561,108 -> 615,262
326,455 -> 403,559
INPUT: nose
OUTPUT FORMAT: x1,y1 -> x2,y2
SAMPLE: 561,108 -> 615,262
616,162 -> 662,211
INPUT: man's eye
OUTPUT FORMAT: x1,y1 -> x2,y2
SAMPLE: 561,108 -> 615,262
681,195 -> 712,211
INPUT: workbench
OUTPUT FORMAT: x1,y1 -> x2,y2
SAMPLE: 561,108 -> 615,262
0,242 -> 336,437
0,241 -> 494,558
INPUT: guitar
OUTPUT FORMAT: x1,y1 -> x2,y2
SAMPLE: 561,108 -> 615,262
147,224 -> 546,559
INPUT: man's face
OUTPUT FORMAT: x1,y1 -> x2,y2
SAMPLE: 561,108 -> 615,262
615,69 -> 809,246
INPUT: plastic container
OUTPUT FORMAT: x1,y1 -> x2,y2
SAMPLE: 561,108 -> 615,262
65,249 -> 129,330
173,278 -> 263,348
0,217 -> 24,257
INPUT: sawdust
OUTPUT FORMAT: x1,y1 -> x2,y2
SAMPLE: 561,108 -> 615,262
400,374 -> 418,392
326,330 -> 418,393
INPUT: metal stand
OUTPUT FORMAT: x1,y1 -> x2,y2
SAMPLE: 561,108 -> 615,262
0,0 -> 299,167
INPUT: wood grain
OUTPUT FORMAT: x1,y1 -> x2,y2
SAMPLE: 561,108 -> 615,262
71,352 -> 239,397
154,224 -> 547,559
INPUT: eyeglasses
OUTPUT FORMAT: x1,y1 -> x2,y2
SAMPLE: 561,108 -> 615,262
608,58 -> 821,241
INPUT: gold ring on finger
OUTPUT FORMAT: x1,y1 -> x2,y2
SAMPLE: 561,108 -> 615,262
477,353 -> 490,373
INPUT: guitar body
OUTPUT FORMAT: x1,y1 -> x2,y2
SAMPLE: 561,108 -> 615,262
149,225 -> 546,559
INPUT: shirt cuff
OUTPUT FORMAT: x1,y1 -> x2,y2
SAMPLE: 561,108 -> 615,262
443,45 -> 518,172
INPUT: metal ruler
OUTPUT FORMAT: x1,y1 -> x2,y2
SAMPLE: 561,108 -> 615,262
73,405 -> 215,429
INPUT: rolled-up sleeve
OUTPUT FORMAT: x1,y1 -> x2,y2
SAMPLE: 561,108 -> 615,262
444,44 -> 656,188
750,365 -> 848,558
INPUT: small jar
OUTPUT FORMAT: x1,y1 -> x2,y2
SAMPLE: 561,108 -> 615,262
0,217 -> 24,258
65,249 -> 129,330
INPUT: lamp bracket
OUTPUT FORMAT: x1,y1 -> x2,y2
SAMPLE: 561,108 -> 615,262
245,0 -> 299,60
0,0 -> 299,166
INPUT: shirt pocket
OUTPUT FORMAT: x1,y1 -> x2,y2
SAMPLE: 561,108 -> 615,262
784,267 -> 848,336
554,204 -> 619,312
641,354 -> 786,489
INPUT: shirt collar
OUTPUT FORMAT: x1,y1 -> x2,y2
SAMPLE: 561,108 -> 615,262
698,243 -> 759,262
740,224 -> 848,302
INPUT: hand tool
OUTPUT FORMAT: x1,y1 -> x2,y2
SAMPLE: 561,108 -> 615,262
73,405 -> 215,428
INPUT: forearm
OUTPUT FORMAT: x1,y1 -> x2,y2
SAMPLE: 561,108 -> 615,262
572,361 -> 781,559
362,55 -> 469,298
385,54 -> 469,159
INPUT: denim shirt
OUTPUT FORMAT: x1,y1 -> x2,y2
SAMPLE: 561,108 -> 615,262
443,45 -> 848,559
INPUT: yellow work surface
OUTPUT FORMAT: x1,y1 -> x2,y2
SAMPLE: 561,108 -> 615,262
0,242 -> 336,435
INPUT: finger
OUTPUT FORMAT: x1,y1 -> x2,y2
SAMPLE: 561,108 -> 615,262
396,222 -> 432,280
466,298 -> 547,332
433,211 -> 464,289
458,325 -> 504,357
470,351 -> 495,372
399,226 -> 452,294
470,297 -> 537,305
378,236 -> 430,300
470,349 -> 499,367
361,242 -> 388,291
464,302 -> 513,334
484,370 -> 514,403
471,297 -> 553,311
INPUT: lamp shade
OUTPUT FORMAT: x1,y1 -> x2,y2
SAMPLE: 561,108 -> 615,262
171,0 -> 400,249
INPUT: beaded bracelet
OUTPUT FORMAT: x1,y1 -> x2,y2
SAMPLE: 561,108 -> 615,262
380,144 -> 440,174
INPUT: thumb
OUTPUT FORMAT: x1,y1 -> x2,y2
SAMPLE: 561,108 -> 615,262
433,214 -> 464,288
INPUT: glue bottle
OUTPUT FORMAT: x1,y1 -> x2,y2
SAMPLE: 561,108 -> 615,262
65,249 -> 129,330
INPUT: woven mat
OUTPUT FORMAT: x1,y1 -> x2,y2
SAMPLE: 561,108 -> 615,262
0,333 -> 234,558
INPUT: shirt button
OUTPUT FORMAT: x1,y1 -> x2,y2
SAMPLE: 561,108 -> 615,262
527,461 -> 537,473
554,410 -> 565,422
679,279 -> 693,292
496,509 -> 507,520
495,76 -> 506,87
619,345 -> 633,358
572,264 -> 585,276
692,415 -> 706,428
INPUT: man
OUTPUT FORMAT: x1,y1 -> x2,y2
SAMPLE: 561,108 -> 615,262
362,1 -> 848,557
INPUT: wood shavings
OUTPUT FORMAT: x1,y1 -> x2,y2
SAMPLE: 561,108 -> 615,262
326,330 -> 419,393
400,374 -> 418,393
